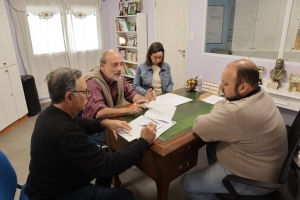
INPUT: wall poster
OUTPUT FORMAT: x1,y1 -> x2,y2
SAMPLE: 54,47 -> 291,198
206,5 -> 224,44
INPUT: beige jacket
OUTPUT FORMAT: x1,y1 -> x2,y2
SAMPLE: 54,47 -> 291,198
193,88 -> 288,183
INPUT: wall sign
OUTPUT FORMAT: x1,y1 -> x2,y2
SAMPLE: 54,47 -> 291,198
206,5 -> 224,44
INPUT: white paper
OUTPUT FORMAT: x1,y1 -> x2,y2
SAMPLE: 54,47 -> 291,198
117,115 -> 176,142
147,93 -> 192,109
144,106 -> 176,123
202,95 -> 224,104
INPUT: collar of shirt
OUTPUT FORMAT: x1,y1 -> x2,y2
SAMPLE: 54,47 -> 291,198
244,86 -> 261,98
100,69 -> 116,85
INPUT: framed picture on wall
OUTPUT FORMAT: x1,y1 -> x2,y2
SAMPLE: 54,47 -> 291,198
127,2 -> 137,15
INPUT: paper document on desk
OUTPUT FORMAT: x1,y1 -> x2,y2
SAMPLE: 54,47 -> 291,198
202,95 -> 224,105
144,106 -> 176,123
147,93 -> 192,109
117,115 -> 177,142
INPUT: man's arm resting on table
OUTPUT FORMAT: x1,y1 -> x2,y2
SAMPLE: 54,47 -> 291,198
95,107 -> 132,119
95,98 -> 148,119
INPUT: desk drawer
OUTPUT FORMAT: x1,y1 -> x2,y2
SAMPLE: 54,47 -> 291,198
168,142 -> 200,179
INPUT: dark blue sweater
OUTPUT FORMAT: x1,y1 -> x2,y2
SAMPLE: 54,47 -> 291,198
25,104 -> 149,200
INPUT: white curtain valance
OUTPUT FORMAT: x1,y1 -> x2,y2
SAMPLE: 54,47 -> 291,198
64,0 -> 101,15
8,0 -> 101,15
8,0 -> 63,15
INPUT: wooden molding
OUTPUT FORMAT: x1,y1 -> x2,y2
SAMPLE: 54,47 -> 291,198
0,115 -> 28,137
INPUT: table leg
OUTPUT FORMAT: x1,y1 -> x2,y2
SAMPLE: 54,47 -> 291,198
156,181 -> 170,200
106,130 -> 122,188
112,176 -> 121,188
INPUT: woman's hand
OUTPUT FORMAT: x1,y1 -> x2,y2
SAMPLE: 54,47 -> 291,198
145,88 -> 156,102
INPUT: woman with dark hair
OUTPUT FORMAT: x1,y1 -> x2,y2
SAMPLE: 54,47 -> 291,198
133,42 -> 174,96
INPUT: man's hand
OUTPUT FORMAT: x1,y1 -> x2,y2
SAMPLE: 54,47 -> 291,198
128,99 -> 148,114
100,119 -> 132,140
140,122 -> 157,144
145,88 -> 156,102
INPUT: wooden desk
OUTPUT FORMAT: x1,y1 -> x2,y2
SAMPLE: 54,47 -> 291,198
106,88 -> 206,200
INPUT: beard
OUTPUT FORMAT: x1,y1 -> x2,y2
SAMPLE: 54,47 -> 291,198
109,71 -> 121,81
222,89 -> 243,101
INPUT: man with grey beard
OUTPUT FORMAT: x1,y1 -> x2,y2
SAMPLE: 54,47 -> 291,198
83,50 -> 156,146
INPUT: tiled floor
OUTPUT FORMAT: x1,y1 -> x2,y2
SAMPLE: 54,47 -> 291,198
0,102 -> 209,200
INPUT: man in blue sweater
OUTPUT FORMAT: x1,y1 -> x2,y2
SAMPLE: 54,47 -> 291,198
25,67 -> 157,200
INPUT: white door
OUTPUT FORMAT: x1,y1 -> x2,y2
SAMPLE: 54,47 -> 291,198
0,0 -> 17,67
155,0 -> 188,90
8,65 -> 28,118
0,67 -> 18,126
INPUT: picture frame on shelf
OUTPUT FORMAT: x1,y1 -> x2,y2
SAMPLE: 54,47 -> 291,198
118,36 -> 127,46
127,38 -> 135,46
127,2 -> 137,15
130,22 -> 136,31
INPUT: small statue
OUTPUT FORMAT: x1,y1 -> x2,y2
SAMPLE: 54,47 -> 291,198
119,0 -> 124,16
270,59 -> 286,88
186,76 -> 199,93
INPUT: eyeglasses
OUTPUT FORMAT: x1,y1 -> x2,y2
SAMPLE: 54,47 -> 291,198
71,89 -> 90,97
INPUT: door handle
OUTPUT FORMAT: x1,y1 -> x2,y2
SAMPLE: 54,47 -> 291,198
178,50 -> 185,53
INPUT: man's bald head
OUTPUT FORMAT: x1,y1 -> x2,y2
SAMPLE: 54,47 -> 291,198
227,59 -> 259,88
100,50 -> 120,64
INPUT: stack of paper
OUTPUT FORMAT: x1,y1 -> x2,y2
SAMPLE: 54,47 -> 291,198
117,93 -> 193,142
201,95 -> 224,104
118,116 -> 177,142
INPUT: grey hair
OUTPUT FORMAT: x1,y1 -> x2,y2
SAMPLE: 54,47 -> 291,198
45,67 -> 82,104
100,50 -> 110,64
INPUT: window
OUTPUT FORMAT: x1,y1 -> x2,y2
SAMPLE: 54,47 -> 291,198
27,11 -> 100,55
205,0 -> 300,63
68,13 -> 99,52
283,0 -> 300,61
28,12 -> 65,55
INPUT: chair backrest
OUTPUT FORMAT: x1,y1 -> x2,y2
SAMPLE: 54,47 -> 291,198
278,110 -> 300,183
0,150 -> 18,200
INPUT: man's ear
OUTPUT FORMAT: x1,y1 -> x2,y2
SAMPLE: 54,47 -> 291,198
100,63 -> 105,71
65,92 -> 73,103
239,83 -> 250,95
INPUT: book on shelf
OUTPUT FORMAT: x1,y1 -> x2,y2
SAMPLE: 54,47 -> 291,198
130,68 -> 136,76
115,19 -> 121,31
130,22 -> 136,31
123,63 -> 133,76
120,21 -> 129,32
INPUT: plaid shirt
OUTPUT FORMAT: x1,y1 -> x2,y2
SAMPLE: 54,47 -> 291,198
82,71 -> 137,119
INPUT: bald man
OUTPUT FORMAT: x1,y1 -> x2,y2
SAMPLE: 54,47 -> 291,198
83,50 -> 156,145
181,59 -> 288,199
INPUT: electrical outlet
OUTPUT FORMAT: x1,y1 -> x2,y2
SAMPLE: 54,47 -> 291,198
190,32 -> 194,41
104,32 -> 108,38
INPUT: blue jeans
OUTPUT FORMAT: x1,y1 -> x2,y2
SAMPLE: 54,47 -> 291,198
181,143 -> 269,200
88,130 -> 106,147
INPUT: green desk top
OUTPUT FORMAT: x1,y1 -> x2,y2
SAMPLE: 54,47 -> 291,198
121,91 -> 213,142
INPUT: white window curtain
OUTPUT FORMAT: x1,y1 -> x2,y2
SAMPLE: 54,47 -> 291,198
8,0 -> 104,99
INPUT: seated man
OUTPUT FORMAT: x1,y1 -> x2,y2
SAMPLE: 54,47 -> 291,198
181,59 -> 288,199
25,67 -> 157,200
83,50 -> 156,146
